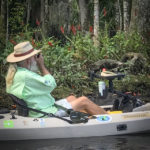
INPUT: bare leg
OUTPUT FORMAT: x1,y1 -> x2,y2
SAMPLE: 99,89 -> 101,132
66,96 -> 88,113
66,95 -> 77,102
67,96 -> 107,115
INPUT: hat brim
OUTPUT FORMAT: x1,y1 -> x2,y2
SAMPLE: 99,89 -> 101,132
6,49 -> 41,63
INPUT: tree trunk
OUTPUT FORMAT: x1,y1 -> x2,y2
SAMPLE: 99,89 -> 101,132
123,0 -> 130,31
40,0 -> 71,38
115,0 -> 120,30
6,0 -> 8,44
119,0 -> 123,30
44,0 -> 48,36
130,0 -> 150,42
93,0 -> 99,47
40,0 -> 45,39
0,0 -> 6,48
115,0 -> 123,31
0,0 -> 5,21
0,0 -> 75,40
78,0 -> 89,31
26,0 -> 31,25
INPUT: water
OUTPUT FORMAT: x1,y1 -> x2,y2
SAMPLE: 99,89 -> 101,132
0,134 -> 150,150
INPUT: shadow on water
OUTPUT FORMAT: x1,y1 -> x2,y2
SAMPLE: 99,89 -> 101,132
0,133 -> 150,150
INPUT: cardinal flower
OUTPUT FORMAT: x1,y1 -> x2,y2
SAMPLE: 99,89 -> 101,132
31,38 -> 36,47
89,26 -> 93,33
36,18 -> 40,26
60,26 -> 64,34
68,47 -> 71,51
77,25 -> 81,31
71,25 -> 76,35
104,8 -> 107,17
10,39 -> 17,45
48,41 -> 53,47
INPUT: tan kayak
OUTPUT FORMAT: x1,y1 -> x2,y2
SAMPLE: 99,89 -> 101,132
0,105 -> 150,141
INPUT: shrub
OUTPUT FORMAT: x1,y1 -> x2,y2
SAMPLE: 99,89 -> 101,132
99,30 -> 148,60
1,25 -> 150,100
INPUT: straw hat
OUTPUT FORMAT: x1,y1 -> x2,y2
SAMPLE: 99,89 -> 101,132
7,41 -> 41,63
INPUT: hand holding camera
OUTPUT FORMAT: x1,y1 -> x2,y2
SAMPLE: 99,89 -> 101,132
35,53 -> 45,68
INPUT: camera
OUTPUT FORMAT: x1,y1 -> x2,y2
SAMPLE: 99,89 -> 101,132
36,53 -> 40,58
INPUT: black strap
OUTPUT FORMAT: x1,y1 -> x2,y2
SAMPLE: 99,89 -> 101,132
19,102 -> 73,124
0,115 -> 4,119
9,94 -> 73,124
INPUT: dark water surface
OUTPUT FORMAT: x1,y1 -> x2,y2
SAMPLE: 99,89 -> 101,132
0,133 -> 150,150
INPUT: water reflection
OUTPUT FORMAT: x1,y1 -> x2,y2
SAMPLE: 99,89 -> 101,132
0,134 -> 150,150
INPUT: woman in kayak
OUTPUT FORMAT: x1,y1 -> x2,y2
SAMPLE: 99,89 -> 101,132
6,41 -> 107,118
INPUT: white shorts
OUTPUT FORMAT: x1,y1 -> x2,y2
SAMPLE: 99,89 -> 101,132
54,99 -> 72,117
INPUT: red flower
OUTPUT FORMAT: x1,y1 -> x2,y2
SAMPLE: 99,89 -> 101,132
77,25 -> 81,31
104,55 -> 108,59
10,39 -> 17,45
103,8 -> 107,17
68,47 -> 71,51
60,26 -> 64,34
71,25 -> 76,35
31,38 -> 36,47
89,26 -> 93,33
36,18 -> 40,26
48,41 -> 53,47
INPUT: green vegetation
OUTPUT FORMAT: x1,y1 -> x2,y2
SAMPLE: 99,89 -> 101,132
9,1 -> 25,34
1,25 -> 150,102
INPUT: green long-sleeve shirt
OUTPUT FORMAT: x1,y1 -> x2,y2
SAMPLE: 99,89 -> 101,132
7,67 -> 58,118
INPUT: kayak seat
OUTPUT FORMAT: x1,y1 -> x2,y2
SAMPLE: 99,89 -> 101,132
9,94 -> 29,117
101,71 -> 125,80
112,98 -> 133,113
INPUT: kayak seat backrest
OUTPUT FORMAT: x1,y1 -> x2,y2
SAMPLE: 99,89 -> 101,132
9,94 -> 29,117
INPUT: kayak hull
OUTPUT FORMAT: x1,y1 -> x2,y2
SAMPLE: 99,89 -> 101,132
0,110 -> 150,141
